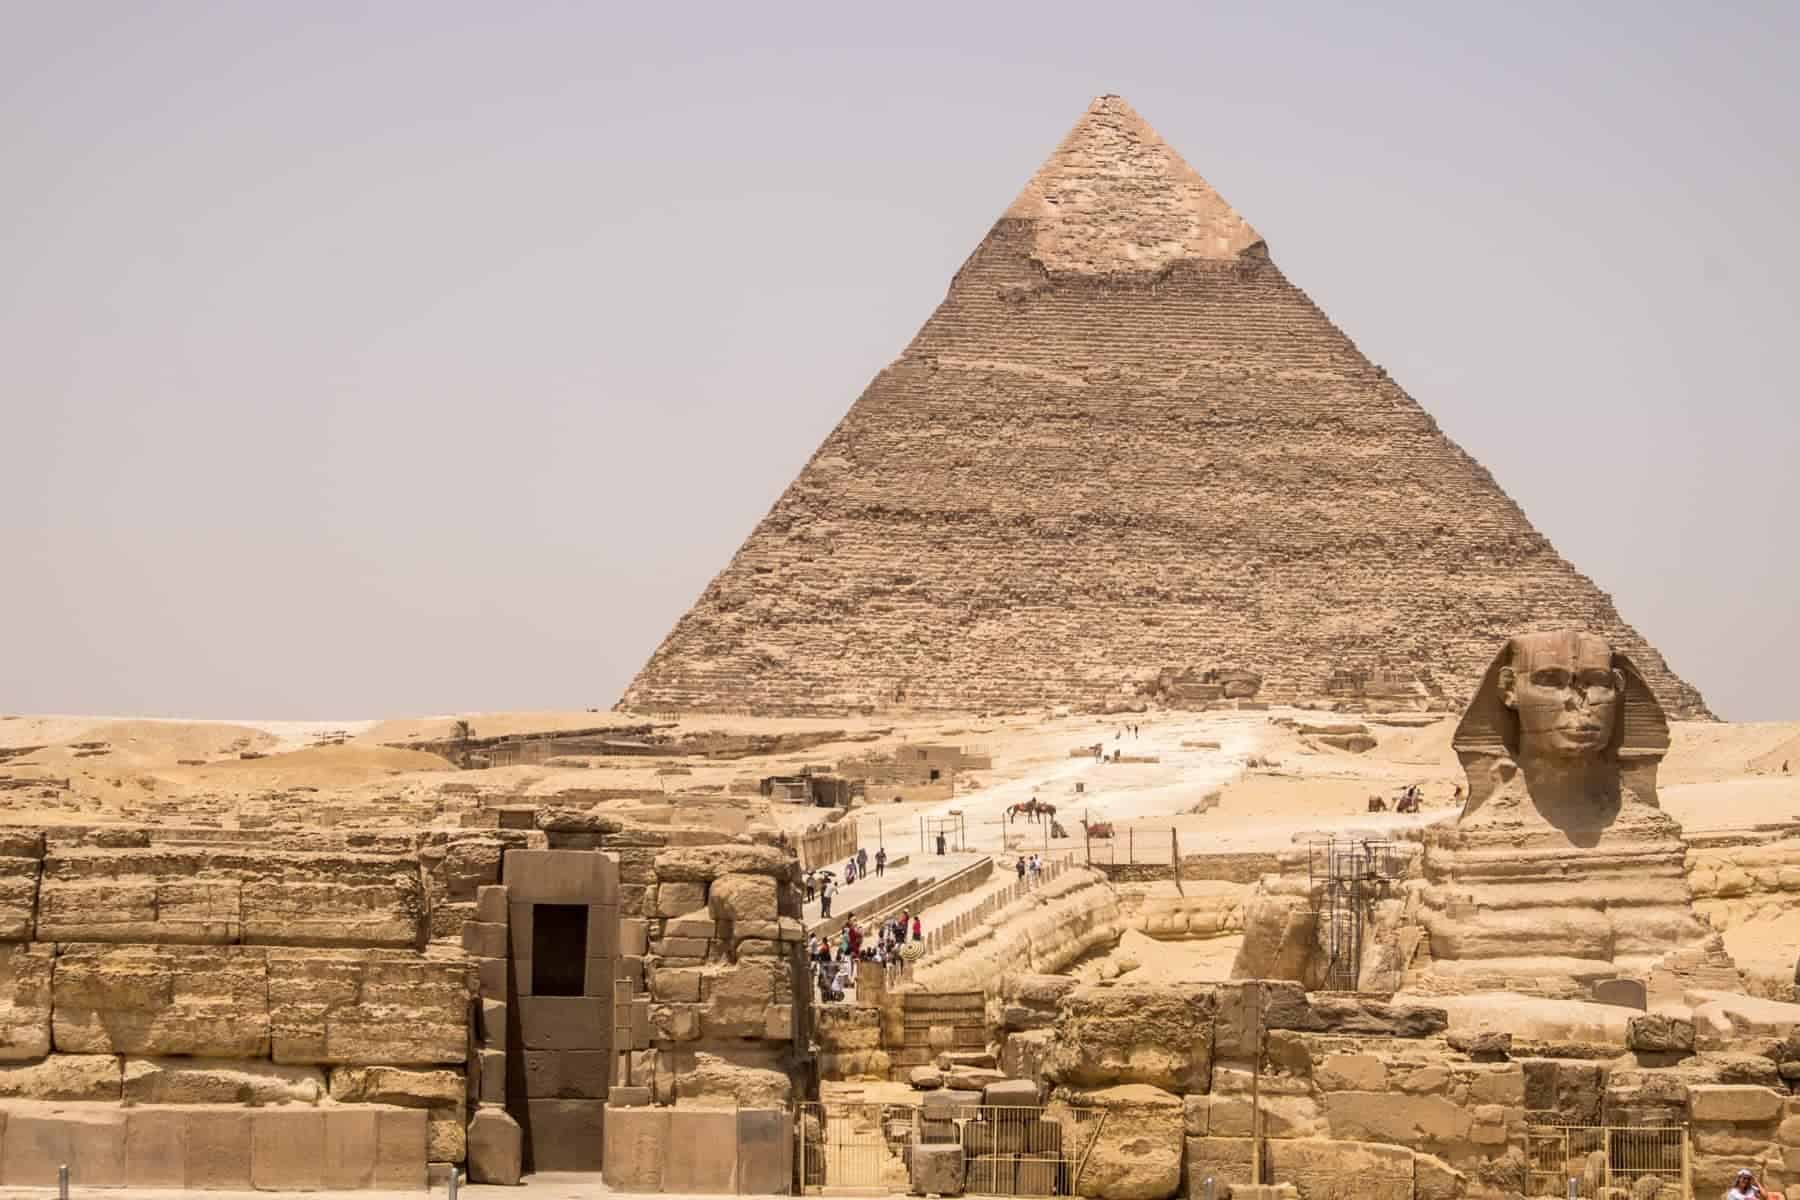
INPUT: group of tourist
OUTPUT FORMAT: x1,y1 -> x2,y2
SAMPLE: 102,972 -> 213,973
807,909 -> 923,1002
802,845 -> 890,917
1014,852 -> 1046,887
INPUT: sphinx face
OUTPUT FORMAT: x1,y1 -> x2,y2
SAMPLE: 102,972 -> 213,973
1500,631 -> 1620,762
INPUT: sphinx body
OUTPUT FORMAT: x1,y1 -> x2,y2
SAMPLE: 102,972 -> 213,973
1412,632 -> 1722,995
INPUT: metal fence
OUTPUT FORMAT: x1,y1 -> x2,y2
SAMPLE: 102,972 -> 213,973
794,1102 -> 1104,1196
1083,825 -> 1180,866
911,855 -> 1076,960
1523,1125 -> 1689,1198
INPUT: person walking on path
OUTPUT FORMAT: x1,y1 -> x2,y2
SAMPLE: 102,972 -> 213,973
820,877 -> 834,919
911,914 -> 922,941
875,847 -> 887,877
1016,856 -> 1027,884
857,847 -> 869,877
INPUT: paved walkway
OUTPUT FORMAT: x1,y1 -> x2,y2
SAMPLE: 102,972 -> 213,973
799,849 -> 983,928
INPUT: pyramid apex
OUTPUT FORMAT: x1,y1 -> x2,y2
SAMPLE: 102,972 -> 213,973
1004,95 -> 1262,273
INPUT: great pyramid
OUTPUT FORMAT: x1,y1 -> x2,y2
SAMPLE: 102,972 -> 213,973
621,96 -> 1712,719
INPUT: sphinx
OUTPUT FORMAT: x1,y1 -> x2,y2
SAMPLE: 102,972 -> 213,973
1413,631 -> 1720,993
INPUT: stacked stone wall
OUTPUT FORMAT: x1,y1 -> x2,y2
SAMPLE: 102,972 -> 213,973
0,822 -> 522,1189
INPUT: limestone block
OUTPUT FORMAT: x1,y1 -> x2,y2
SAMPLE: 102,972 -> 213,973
652,965 -> 703,1002
318,1107 -> 380,1189
1049,1084 -> 1182,1200
126,1107 -> 188,1186
2,1106 -> 127,1187
1628,1013 -> 1696,1053
737,1107 -> 792,1195
122,1056 -> 324,1104
475,884 -> 508,924
1445,1029 -> 1512,1059
663,1107 -> 738,1193
1322,1091 -> 1470,1149
1313,1053 -> 1385,1093
660,1045 -> 793,1109
1264,1138 -> 1414,1200
1690,1084 -> 1784,1123
524,1049 -> 612,1099
267,949 -> 467,1065
704,959 -> 781,1038
443,839 -> 505,899
0,944 -> 50,1060
1046,984 -> 1214,1091
461,919 -> 508,959
374,1105 -> 431,1190
52,944 -> 270,1057
329,1066 -> 465,1161
1412,1152 -> 1467,1200
1192,1092 -> 1325,1139
985,1078 -> 1041,1106
185,1108 -> 254,1188
502,849 -> 618,905
621,918 -> 649,957
527,1098 -> 606,1170
710,873 -> 778,923
655,843 -> 792,882
911,1141 -> 966,1195
518,995 -> 610,1051
250,1107 -> 326,1190
925,1088 -> 983,1118
912,1066 -> 945,1089
240,874 -> 424,948
0,846 -> 42,940
1521,1059 -> 1604,1125
656,881 -> 707,917
468,1105 -> 523,1185
1001,1029 -> 1054,1081
1184,1136 -> 1253,1196
0,1054 -> 121,1100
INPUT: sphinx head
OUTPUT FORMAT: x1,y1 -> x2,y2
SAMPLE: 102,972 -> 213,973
1498,631 -> 1622,762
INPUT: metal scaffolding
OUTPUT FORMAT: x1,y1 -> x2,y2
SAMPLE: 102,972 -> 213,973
1307,837 -> 1403,991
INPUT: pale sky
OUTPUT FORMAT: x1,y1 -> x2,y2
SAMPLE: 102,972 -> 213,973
3,2 -> 1795,721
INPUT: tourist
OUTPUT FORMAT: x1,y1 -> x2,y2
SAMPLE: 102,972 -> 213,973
844,857 -> 857,886
1728,1166 -> 1782,1200
898,909 -> 910,942
1028,853 -> 1042,886
911,913 -> 922,941
1016,856 -> 1027,883
936,832 -> 947,856
804,874 -> 815,903
875,846 -> 887,877
819,877 -> 834,919
857,847 -> 869,876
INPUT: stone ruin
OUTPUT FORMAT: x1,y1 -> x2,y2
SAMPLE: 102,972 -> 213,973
0,808 -> 812,1191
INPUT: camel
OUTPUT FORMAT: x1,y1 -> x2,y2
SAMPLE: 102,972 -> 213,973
1080,815 -> 1114,839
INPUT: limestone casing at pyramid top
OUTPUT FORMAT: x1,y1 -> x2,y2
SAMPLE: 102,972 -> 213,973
1002,94 -> 1265,274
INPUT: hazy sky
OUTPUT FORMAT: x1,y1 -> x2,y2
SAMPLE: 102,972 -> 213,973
3,2 -> 1796,722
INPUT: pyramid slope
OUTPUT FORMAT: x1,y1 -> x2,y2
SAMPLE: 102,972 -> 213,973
620,98 -> 1711,720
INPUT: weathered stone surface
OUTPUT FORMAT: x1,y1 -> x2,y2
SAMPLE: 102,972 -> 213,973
1001,1029 -> 1055,1081
655,844 -> 792,882
704,960 -> 782,1038
329,1065 -> 465,1160
911,1065 -> 944,1089
1046,985 -> 1214,1092
1049,1084 -> 1182,1200
1314,1053 -> 1386,1093
250,1107 -> 326,1190
710,873 -> 778,923
1264,1138 -> 1414,1200
3,1105 -> 128,1186
1446,1030 -> 1512,1059
267,949 -> 467,1065
605,1104 -> 669,1189
1689,1084 -> 1783,1123
1185,1135 -> 1252,1196
1323,1091 -> 1471,1149
123,1056 -> 325,1103
0,944 -> 51,1060
1413,1152 -> 1467,1200
0,1053 -> 122,1100
1628,1013 -> 1696,1054
467,1105 -> 523,1185
53,944 -> 270,1057
911,1141 -> 966,1195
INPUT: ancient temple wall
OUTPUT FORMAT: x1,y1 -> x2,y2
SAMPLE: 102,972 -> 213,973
0,822 -> 523,1189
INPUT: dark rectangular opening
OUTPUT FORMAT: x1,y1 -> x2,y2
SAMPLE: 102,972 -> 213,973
531,904 -> 589,996
929,768 -> 941,782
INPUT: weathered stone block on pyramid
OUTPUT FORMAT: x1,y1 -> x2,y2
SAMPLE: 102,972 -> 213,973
621,95 -> 1710,719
